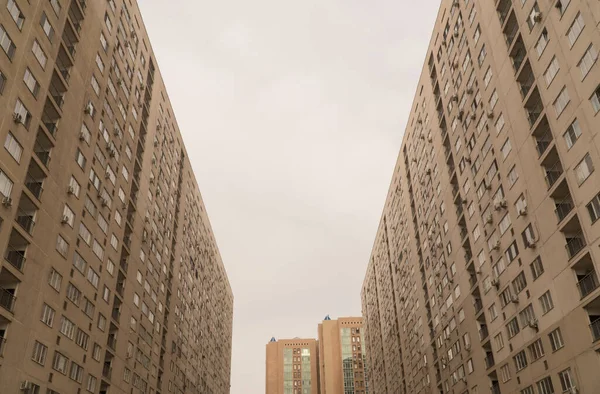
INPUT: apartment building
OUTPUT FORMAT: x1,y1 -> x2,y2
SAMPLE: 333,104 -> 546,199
362,0 -> 600,394
317,316 -> 368,394
0,1 -> 233,393
266,337 -> 320,394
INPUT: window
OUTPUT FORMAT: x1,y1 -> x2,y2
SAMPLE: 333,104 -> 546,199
484,67 -> 493,87
66,283 -> 81,306
477,45 -> 486,66
91,75 -> 100,96
100,32 -> 108,51
41,303 -> 55,326
79,222 -> 91,245
592,85 -> 600,113
62,205 -> 75,227
499,138 -> 512,160
4,132 -> 22,162
539,291 -> 554,314
93,239 -> 104,260
14,99 -> 32,128
0,24 -> 17,59
495,114 -> 505,133
7,0 -> 24,29
489,90 -> 498,110
507,317 -> 520,338
535,28 -> 549,57
92,343 -> 101,361
87,268 -> 100,288
519,304 -> 536,327
40,13 -> 55,41
473,25 -> 480,44
556,0 -> 570,14
97,314 -> 106,331
23,68 -> 40,96
564,119 -> 581,150
473,225 -> 481,241
567,13 -> 585,47
521,386 -> 534,394
96,53 -> 105,73
549,328 -> 564,351
514,350 -> 528,371
52,352 -> 69,374
0,70 -> 5,94
75,328 -> 89,350
499,214 -> 511,235
558,369 -> 575,392
48,268 -> 62,291
59,315 -> 76,339
578,45 -> 598,79
50,0 -> 61,15
86,375 -> 97,392
32,341 -> 48,365
526,3 -> 541,30
575,153 -> 594,185
102,286 -> 110,302
106,259 -> 115,276
83,298 -> 95,318
554,87 -> 570,117
76,149 -> 87,169
544,57 -> 559,87
0,171 -> 12,197
500,363 -> 511,383
32,40 -> 47,68
537,376 -> 554,394
529,338 -> 545,361
489,303 -> 498,321
513,272 -> 527,294
70,362 -> 84,383
508,166 -> 518,187
530,256 -> 544,280
494,333 -> 504,350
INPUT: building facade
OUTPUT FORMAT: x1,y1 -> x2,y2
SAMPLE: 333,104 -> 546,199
0,1 -> 233,393
266,338 -> 320,394
362,0 -> 600,394
318,317 -> 368,394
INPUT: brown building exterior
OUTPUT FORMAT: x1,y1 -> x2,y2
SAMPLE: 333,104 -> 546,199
266,337 -> 320,394
318,317 -> 368,394
0,1 -> 233,394
362,0 -> 600,394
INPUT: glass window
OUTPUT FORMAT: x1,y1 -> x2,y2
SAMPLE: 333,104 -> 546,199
567,13 -> 585,47
32,40 -> 47,68
535,28 -> 549,58
4,132 -> 22,162
539,291 -> 554,314
578,44 -> 598,79
0,24 -> 17,59
574,153 -> 594,185
564,119 -> 581,149
549,328 -> 564,351
7,0 -> 25,30
536,376 -> 554,394
554,87 -> 570,117
40,12 -> 55,41
544,57 -> 560,87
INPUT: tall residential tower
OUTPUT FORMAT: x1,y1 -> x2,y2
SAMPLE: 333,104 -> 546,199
318,317 -> 368,394
362,0 -> 600,393
0,0 -> 233,393
266,337 -> 320,394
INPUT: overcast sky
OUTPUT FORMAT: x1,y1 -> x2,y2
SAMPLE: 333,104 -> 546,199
139,1 -> 439,392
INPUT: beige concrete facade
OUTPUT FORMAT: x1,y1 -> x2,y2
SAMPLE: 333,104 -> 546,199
0,1 -> 233,393
362,0 -> 600,394
266,338 -> 320,394
318,317 -> 368,394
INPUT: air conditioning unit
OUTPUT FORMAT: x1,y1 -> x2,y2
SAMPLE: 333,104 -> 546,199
466,88 -> 473,94
150,177 -> 155,184
485,183 -> 492,190
532,11 -> 542,23
61,215 -> 70,224
451,94 -> 458,102
20,381 -> 33,390
13,113 -> 23,123
67,186 -> 75,194
511,294 -> 519,303
109,149 -> 116,158
568,387 -> 579,394
452,0 -> 459,7
105,171 -> 111,179
486,110 -> 494,118
528,318 -> 539,329
453,61 -> 459,68
426,169 -> 432,175
470,113 -> 477,120
528,240 -> 537,249
492,240 -> 501,250
417,119 -> 423,124
117,78 -> 123,86
84,103 -> 94,115
453,31 -> 459,38
464,155 -> 471,163
494,199 -> 507,210
2,197 -> 13,207
428,136 -> 433,142
485,213 -> 493,224
518,206 -> 528,216
101,198 -> 108,207
465,343 -> 471,351
442,39 -> 447,46
140,84 -> 145,90
153,141 -> 159,147
78,131 -> 87,141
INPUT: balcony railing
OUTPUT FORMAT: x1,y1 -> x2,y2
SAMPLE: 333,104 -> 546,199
474,299 -> 483,314
4,248 -> 25,271
102,364 -> 112,380
491,384 -> 502,394
590,317 -> 600,342
485,353 -> 495,369
577,272 -> 599,299
0,337 -> 5,357
0,288 -> 16,312
16,212 -> 36,235
566,235 -> 586,260
554,199 -> 574,222
479,325 -> 489,341
544,162 -> 563,189
25,175 -> 44,200
107,335 -> 117,350
535,136 -> 552,157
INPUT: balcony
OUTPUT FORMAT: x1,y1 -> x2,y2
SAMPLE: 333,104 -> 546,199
517,61 -> 535,99
577,271 -> 599,299
543,159 -> 564,190
107,334 -> 117,351
4,247 -> 25,271
102,363 -> 112,380
479,324 -> 489,341
532,116 -> 553,157
484,352 -> 495,369
503,12 -> 519,48
16,210 -> 35,235
474,298 -> 483,314
0,336 -> 5,357
509,37 -> 526,73
496,0 -> 511,26
0,288 -> 16,313
565,234 -> 586,260
41,100 -> 61,137
62,18 -> 80,59
525,88 -> 544,127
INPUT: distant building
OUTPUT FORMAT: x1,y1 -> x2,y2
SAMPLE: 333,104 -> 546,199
266,338 -> 320,394
318,317 -> 368,394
